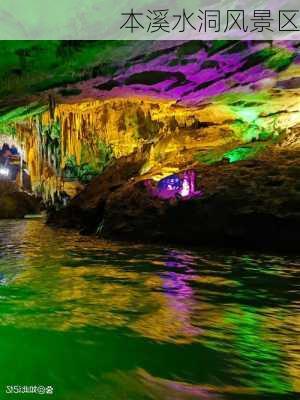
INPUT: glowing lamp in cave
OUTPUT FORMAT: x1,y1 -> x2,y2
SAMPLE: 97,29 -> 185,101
180,179 -> 190,197
0,167 -> 9,177
146,170 -> 202,200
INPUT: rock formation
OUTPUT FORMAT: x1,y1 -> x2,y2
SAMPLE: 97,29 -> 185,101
0,40 -> 300,249
0,181 -> 40,218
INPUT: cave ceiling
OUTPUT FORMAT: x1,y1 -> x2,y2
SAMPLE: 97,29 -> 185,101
0,40 -> 300,118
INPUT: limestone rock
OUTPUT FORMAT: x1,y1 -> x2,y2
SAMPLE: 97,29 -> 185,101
0,181 -> 40,218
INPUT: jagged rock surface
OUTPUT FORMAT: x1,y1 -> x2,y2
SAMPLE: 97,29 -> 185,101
0,181 -> 40,218
1,40 -> 300,249
47,149 -> 300,251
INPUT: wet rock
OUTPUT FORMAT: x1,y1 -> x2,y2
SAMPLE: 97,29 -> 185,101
47,153 -> 146,233
100,151 -> 300,251
0,181 -> 40,218
47,149 -> 300,251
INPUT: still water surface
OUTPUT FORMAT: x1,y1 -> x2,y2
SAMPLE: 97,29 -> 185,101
0,220 -> 299,399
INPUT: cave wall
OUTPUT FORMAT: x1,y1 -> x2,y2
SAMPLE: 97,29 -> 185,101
0,40 -> 300,202
10,94 -> 299,201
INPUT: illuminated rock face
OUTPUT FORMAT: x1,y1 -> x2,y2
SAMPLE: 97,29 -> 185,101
1,40 -> 298,108
1,40 -> 300,247
8,97 -> 234,199
8,87 -> 300,202
0,40 -> 299,199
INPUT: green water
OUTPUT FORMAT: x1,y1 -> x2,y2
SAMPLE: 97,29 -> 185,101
0,220 -> 299,400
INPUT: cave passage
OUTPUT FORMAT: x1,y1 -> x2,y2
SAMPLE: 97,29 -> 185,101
0,40 -> 299,400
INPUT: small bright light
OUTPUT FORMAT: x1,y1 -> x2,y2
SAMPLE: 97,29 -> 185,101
0,168 -> 9,176
180,178 -> 190,197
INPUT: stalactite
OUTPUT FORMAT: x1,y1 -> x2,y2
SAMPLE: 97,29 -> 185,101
10,96 -> 292,203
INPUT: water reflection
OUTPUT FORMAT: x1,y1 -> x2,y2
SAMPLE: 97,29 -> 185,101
0,220 -> 299,399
